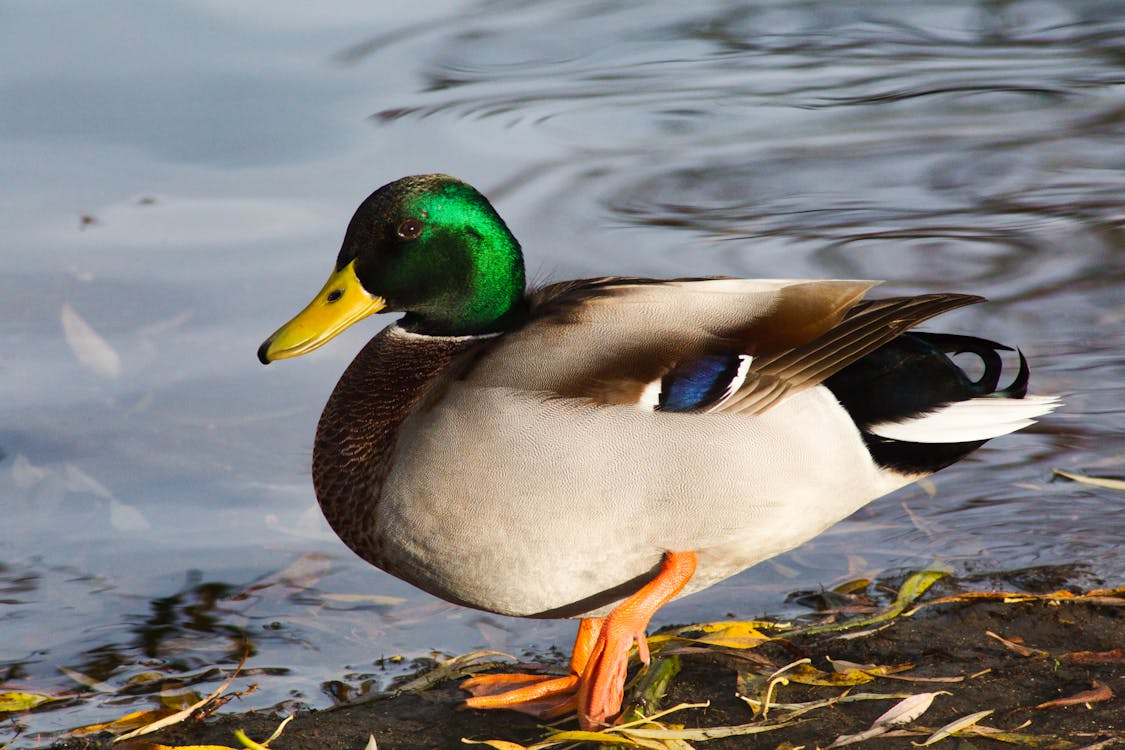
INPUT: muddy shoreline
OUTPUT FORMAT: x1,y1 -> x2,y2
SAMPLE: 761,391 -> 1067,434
51,570 -> 1123,749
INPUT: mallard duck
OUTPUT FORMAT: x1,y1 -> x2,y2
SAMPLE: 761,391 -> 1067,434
258,174 -> 1058,729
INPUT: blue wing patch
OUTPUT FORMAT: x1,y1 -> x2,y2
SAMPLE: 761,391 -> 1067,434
658,353 -> 747,412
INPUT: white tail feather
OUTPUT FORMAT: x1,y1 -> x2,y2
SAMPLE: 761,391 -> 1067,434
867,395 -> 1061,443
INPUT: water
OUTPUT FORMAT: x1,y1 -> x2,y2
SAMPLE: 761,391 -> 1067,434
3,0 -> 1123,743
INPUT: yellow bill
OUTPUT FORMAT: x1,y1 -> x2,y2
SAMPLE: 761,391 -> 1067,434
258,259 -> 385,363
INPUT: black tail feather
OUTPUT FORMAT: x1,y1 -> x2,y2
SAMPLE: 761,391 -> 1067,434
909,332 -> 1029,398
824,332 -> 1029,475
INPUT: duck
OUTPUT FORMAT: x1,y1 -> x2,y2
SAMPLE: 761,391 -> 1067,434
258,174 -> 1058,729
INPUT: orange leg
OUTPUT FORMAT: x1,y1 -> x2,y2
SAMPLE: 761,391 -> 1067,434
577,551 -> 696,729
461,552 -> 697,730
461,617 -> 604,718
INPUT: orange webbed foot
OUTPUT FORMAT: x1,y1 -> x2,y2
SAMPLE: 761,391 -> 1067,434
575,623 -> 642,728
462,672 -> 579,718
461,552 -> 697,730
460,618 -> 603,719
574,551 -> 696,729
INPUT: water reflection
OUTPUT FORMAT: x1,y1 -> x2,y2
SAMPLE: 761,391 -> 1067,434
2,0 -> 1123,745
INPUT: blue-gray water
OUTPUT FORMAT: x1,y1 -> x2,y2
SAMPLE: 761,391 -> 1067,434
2,0 -> 1122,743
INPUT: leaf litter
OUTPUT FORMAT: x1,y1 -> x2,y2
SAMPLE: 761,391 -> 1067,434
32,570 -> 1124,749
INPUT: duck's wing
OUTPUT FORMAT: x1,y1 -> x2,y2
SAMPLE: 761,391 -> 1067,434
466,277 -> 981,415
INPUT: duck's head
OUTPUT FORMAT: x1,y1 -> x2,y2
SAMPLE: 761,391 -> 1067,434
258,174 -> 526,364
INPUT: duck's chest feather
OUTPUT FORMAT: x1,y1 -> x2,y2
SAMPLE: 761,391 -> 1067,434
312,325 -> 483,572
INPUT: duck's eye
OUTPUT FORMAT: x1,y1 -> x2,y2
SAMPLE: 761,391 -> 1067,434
396,218 -> 424,240
326,289 -> 343,303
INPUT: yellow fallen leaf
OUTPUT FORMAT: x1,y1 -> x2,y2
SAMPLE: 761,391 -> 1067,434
787,663 -> 875,686
678,621 -> 770,649
543,730 -> 641,746
649,620 -> 772,651
0,691 -> 57,712
827,657 -> 914,675
787,661 -> 913,686
832,578 -> 871,595
461,739 -> 532,749
678,620 -> 772,637
893,570 -> 949,611
71,708 -> 178,735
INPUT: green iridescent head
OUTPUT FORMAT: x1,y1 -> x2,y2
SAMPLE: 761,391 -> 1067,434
259,174 -> 526,363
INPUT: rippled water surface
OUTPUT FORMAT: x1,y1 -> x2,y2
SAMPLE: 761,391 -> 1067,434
3,0 -> 1123,743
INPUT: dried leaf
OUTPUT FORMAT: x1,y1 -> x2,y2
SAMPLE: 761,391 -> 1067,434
320,593 -> 407,606
364,735 -> 378,750
71,708 -> 177,736
59,665 -> 117,693
114,654 -> 246,742
786,663 -> 874,686
753,659 -> 811,719
963,723 -> 1084,747
254,715 -> 292,746
827,658 -> 877,672
789,660 -> 913,686
876,673 -> 964,684
61,302 -> 122,378
892,571 -> 949,611
541,730 -> 640,746
684,621 -> 770,649
1053,469 -> 1125,491
831,623 -> 894,640
790,570 -> 947,636
461,740 -> 530,750
913,709 -> 993,745
828,691 -> 947,747
617,717 -> 800,741
870,691 -> 947,726
1058,648 -> 1125,665
397,650 -> 517,693
985,631 -> 1048,658
1034,681 -> 1112,709
739,690 -> 916,717
649,621 -> 772,652
832,579 -> 872,595
910,586 -> 1125,612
